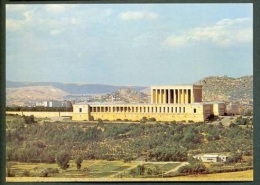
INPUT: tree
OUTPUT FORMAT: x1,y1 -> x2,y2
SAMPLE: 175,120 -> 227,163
140,117 -> 147,123
75,156 -> 83,170
55,151 -> 70,169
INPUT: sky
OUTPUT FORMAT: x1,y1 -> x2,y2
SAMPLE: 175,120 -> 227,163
6,3 -> 253,86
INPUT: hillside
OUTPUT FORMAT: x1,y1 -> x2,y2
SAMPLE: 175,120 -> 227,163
195,75 -> 253,102
6,86 -> 68,106
6,81 -> 146,95
6,81 -> 147,106
101,88 -> 149,103
6,75 -> 252,106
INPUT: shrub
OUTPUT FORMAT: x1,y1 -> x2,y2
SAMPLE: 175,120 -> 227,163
39,169 -> 48,177
47,168 -> 59,174
55,151 -> 70,169
75,156 -> 83,170
97,118 -> 103,124
22,170 -> 30,177
140,117 -> 147,123
6,168 -> 15,177
148,117 -> 156,122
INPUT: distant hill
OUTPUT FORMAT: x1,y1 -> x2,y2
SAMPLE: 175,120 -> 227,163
6,75 -> 252,106
6,86 -> 68,106
6,81 -> 146,94
195,75 -> 253,102
102,88 -> 149,103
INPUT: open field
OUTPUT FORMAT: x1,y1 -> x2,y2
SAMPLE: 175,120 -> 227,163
6,170 -> 253,182
7,160 -> 185,180
7,160 -> 253,182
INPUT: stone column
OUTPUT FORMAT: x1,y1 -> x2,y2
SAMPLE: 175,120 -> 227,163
178,89 -> 181,104
161,89 -> 163,104
182,89 -> 185,104
157,89 -> 160,104
164,89 -> 166,104
185,89 -> 188,104
151,88 -> 154,104
191,88 -> 194,103
174,89 -> 177,104
168,89 -> 171,104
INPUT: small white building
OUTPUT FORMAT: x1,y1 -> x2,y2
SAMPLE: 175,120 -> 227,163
43,100 -> 63,107
193,153 -> 229,163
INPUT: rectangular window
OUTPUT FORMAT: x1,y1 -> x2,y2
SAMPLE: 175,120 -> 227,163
194,108 -> 197,113
183,107 -> 185,113
79,108 -> 82,112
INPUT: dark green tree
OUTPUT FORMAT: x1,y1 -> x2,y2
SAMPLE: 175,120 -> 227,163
74,156 -> 83,170
55,151 -> 70,169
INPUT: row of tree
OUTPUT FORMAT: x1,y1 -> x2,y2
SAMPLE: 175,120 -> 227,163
6,115 -> 253,165
6,106 -> 72,112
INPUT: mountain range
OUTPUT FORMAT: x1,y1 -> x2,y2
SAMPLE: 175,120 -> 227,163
6,81 -> 146,94
6,75 -> 253,106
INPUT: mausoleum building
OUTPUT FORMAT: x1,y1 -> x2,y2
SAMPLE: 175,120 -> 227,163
72,85 -> 226,122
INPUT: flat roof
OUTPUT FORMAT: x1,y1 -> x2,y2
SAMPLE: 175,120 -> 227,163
150,84 -> 202,89
74,102 -> 214,106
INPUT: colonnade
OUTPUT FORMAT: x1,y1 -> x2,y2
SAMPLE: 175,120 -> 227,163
151,88 -> 193,104
90,105 -> 189,114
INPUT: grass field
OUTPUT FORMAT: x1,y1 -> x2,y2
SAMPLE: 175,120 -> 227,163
7,160 -> 253,182
6,170 -> 253,182
7,160 -> 137,178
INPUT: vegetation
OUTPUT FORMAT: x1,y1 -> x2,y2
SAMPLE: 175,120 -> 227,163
55,151 -> 70,169
6,114 -> 253,178
74,156 -> 83,170
6,106 -> 72,112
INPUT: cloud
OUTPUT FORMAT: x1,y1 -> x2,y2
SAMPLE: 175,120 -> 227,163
50,29 -> 64,36
6,7 -> 37,31
119,11 -> 158,21
164,18 -> 252,48
6,9 -> 82,33
6,4 -> 28,12
44,4 -> 77,14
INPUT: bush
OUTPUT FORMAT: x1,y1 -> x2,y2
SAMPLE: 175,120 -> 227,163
97,118 -> 103,124
22,170 -> 30,177
47,168 -> 59,174
179,163 -> 208,174
140,117 -> 147,123
7,168 -> 15,177
75,156 -> 83,170
170,120 -> 177,124
39,169 -> 48,177
148,117 -> 156,122
55,151 -> 70,169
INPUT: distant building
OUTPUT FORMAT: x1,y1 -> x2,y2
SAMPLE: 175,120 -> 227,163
72,85 -> 226,122
193,153 -> 229,163
43,100 -> 63,107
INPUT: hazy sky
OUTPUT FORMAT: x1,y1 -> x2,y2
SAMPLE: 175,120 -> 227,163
6,4 -> 253,86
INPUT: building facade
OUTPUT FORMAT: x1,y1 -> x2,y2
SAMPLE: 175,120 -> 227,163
72,85 -> 226,122
193,153 -> 229,163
